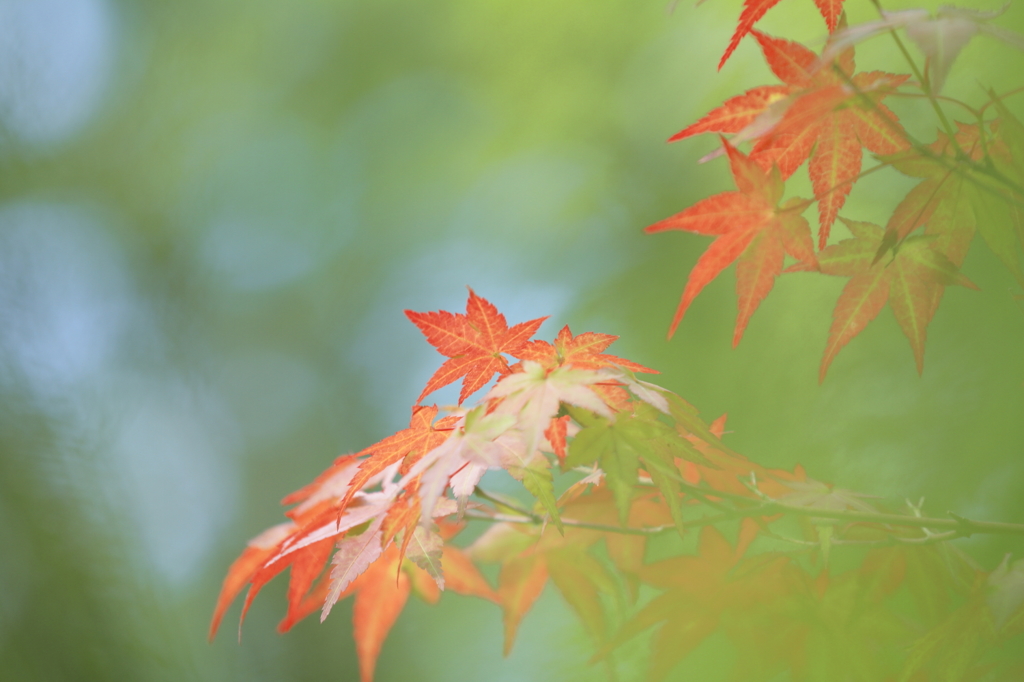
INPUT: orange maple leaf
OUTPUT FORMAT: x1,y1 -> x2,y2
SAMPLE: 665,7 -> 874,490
646,139 -> 816,343
349,545 -> 410,682
514,325 -> 657,374
749,30 -> 909,247
209,522 -> 295,641
406,288 -> 547,404
676,29 -> 909,248
333,405 -> 456,518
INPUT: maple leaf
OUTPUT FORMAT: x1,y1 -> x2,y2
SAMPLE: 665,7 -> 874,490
212,450 -> 500,682
544,414 -> 570,465
884,119 -> 1024,287
879,124 -> 988,268
406,288 -> 547,403
497,554 -> 549,656
467,480 -> 681,652
815,218 -> 979,380
566,402 -> 699,528
513,325 -> 657,374
484,359 -> 677,528
596,525 -> 787,681
325,539 -> 498,682
646,139 -> 816,343
396,407 -> 516,526
546,546 -> 618,643
209,522 -> 295,641
674,29 -> 910,248
348,544 -> 411,682
488,361 -> 617,457
717,0 -> 847,69
442,544 -> 500,603
321,516 -> 386,621
669,86 -> 791,143
406,525 -> 446,590
210,443 -> 409,647
333,405 -> 457,520
750,31 -> 911,247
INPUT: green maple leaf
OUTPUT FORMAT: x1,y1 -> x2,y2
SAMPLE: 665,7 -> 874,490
816,218 -> 979,380
565,407 -> 643,524
883,120 -> 1024,287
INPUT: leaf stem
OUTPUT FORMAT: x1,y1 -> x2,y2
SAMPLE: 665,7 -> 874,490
463,509 -> 676,536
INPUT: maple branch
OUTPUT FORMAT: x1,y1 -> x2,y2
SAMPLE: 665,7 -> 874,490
472,473 -> 1024,540
738,500 -> 1024,536
641,462 -> 1024,538
759,525 -> 963,549
462,509 -> 678,536
462,498 -> 1024,542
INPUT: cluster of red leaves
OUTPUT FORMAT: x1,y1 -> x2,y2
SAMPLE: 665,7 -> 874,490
209,291 -> 663,681
208,439 -> 498,682
651,8 -> 1024,379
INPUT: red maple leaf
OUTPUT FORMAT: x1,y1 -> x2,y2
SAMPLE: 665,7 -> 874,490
513,325 -> 657,373
749,31 -> 909,247
406,288 -> 547,403
717,0 -> 847,69
334,405 -> 457,518
646,139 -> 816,343
675,29 -> 909,248
812,218 -> 979,380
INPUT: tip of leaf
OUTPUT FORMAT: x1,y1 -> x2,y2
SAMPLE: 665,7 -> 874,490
667,298 -> 689,340
731,323 -> 747,348
818,362 -> 830,384
718,28 -> 744,71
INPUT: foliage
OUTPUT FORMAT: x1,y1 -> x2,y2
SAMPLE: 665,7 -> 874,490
211,2 -> 1024,681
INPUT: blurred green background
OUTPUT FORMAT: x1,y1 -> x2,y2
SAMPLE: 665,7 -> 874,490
0,0 -> 1022,680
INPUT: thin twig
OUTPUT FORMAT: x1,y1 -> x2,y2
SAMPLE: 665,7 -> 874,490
469,484 -> 1024,538
463,509 -> 676,536
472,486 -> 538,520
